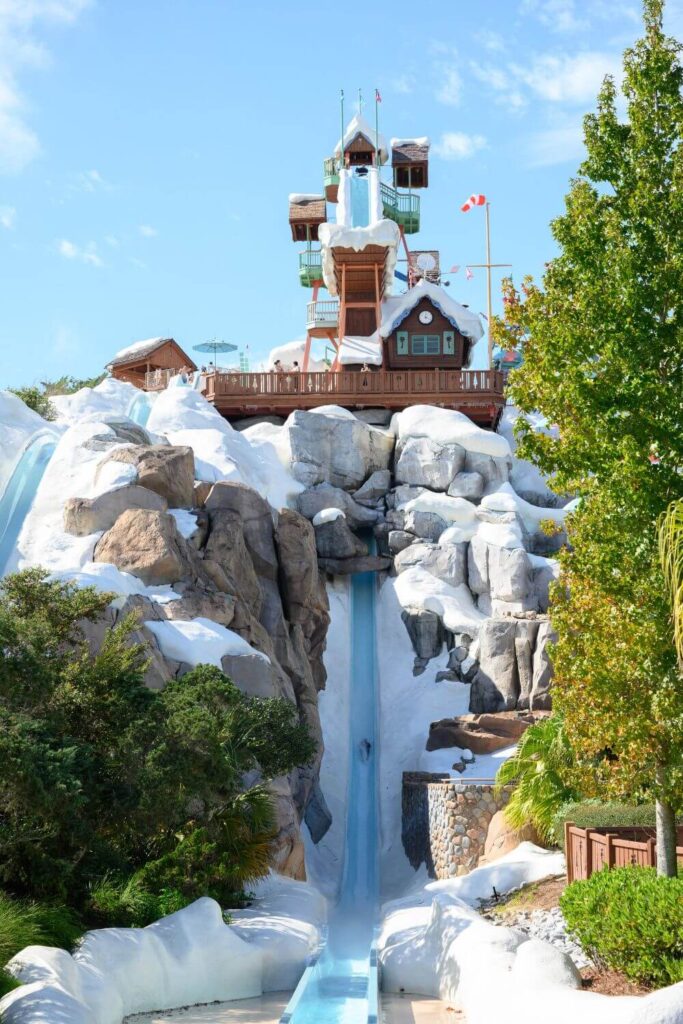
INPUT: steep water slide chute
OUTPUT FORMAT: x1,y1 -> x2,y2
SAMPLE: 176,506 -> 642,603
0,431 -> 58,576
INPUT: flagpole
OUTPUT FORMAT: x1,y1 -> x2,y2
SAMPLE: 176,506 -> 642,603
486,202 -> 493,370
375,88 -> 379,166
340,88 -> 344,170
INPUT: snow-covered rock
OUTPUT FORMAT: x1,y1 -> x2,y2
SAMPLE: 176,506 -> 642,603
284,407 -> 393,491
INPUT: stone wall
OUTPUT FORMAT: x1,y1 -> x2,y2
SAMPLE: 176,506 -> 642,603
402,772 -> 510,878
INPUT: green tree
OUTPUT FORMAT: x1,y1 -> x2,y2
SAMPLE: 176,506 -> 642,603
8,386 -> 55,421
0,570 -> 315,904
493,0 -> 683,873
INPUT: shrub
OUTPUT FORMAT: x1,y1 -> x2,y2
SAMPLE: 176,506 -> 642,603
87,875 -> 189,928
495,715 -> 577,842
7,386 -> 55,421
561,867 -> 683,987
552,801 -> 665,848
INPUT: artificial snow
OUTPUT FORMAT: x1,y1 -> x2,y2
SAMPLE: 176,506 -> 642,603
418,743 -> 517,781
379,280 -> 484,343
337,334 -> 384,366
390,136 -> 430,148
50,377 -> 153,426
400,491 -> 478,527
312,508 -> 346,526
106,336 -> 169,367
481,482 -> 568,531
168,508 -> 199,539
392,405 -> 511,458
144,617 -> 270,669
334,112 -> 388,163
394,564 -> 487,635
0,390 -> 61,495
318,219 -> 400,297
288,193 -> 325,204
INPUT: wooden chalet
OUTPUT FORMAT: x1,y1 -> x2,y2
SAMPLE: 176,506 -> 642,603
131,108 -> 505,430
108,337 -> 196,388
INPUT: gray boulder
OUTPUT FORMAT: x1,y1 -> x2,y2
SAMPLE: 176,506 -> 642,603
404,510 -> 448,542
94,509 -> 195,586
469,619 -> 519,713
387,484 -> 429,509
314,517 -> 367,559
203,508 -> 262,617
63,484 -> 167,536
488,546 -> 533,603
447,471 -> 484,502
515,619 -> 541,709
304,781 -> 333,843
394,541 -> 467,588
297,484 -> 379,529
531,620 -> 556,710
388,530 -> 416,555
467,536 -> 490,595
206,482 -> 278,583
221,652 -> 280,698
353,470 -> 392,507
395,437 -> 465,490
285,409 -> 394,491
318,555 -> 390,575
275,509 -> 319,624
532,561 -> 557,613
401,608 -> 444,660
104,444 -> 195,508
464,450 -> 511,487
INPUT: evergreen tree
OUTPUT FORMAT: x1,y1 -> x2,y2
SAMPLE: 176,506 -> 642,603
493,0 -> 683,873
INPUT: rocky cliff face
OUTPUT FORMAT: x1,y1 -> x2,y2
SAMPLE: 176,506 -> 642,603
63,439 -> 330,878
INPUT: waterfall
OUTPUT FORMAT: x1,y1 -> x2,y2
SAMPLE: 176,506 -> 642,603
0,433 -> 57,576
282,567 -> 379,1023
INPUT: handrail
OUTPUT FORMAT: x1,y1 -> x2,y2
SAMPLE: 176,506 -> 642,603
299,249 -> 322,268
380,180 -> 420,215
306,300 -> 339,326
323,156 -> 341,177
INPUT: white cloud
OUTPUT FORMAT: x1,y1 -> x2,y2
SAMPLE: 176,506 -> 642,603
521,0 -> 640,33
475,29 -> 506,52
433,131 -> 487,161
435,66 -> 463,106
73,168 -> 110,192
526,113 -> 585,166
391,74 -> 415,95
104,234 -> 119,247
0,203 -> 16,228
57,237 -> 103,267
512,51 -> 620,103
138,223 -> 157,237
0,0 -> 91,174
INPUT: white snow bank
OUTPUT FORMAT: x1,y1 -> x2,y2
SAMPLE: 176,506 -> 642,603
231,873 -> 327,992
146,387 -> 302,510
312,508 -> 346,526
318,219 -> 399,297
401,491 -> 478,528
338,334 -> 384,366
267,339 -> 327,372
379,842 -> 681,1023
50,378 -> 143,425
392,405 -> 511,458
0,898 -> 262,1024
288,193 -> 324,203
168,508 -> 198,539
380,280 -> 484,342
144,617 -> 270,669
481,482 -> 568,531
418,743 -> 517,781
390,136 -> 430,147
54,562 -> 178,605
394,565 -> 487,636
0,391 -> 62,495
307,404 -> 358,420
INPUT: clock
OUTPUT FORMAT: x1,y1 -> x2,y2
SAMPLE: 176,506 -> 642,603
418,309 -> 434,325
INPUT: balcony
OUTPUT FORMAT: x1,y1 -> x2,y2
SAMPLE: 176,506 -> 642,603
306,299 -> 339,333
323,156 -> 340,203
381,182 -> 420,234
299,249 -> 324,288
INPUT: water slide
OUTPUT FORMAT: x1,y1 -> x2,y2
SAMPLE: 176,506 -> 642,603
0,432 -> 58,576
127,391 -> 153,427
283,566 -> 380,1023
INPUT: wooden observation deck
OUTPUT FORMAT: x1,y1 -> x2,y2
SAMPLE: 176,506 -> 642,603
148,368 -> 506,425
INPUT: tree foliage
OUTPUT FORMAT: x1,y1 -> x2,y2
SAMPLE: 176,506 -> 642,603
492,0 -> 683,817
0,570 -> 315,906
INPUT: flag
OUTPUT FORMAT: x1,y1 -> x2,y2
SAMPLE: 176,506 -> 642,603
461,194 -> 487,212
465,267 -> 474,280
449,264 -> 460,273
375,88 -> 382,103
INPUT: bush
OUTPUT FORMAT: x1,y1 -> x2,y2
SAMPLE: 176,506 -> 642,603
87,875 -> 189,928
551,801 -> 683,848
561,867 -> 683,988
0,891 -> 83,999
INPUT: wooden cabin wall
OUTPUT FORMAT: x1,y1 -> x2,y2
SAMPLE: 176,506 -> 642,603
346,308 -> 377,336
384,297 -> 471,369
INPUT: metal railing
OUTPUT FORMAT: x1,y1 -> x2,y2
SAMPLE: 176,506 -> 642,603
323,156 -> 341,179
299,249 -> 323,273
306,300 -> 339,329
380,181 -> 420,217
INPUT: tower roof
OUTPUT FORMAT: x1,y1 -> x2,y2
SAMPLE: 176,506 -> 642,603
335,113 -> 388,163
378,280 -> 485,342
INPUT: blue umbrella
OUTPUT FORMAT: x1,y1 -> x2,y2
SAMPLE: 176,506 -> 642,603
193,339 -> 237,367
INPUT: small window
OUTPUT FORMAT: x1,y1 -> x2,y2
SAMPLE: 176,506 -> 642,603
411,334 -> 440,355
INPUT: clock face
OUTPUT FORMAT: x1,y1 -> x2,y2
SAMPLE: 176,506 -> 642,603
418,309 -> 434,325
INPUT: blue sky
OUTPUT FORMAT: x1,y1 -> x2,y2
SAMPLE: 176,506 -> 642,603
0,0 -> 681,387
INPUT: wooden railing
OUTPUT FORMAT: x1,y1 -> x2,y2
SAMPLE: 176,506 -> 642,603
204,368 -> 504,403
564,822 -> 683,882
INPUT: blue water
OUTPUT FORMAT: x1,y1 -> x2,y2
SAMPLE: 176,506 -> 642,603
0,434 -> 57,576
127,392 -> 153,427
350,175 -> 370,228
284,569 -> 379,1023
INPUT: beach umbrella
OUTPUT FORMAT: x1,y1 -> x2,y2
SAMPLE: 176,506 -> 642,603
193,339 -> 237,367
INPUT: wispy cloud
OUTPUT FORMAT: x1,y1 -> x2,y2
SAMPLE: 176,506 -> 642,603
475,29 -> 507,53
0,204 -> 16,228
433,132 -> 487,161
57,237 -> 103,267
73,168 -> 110,193
138,224 -> 158,237
473,49 -> 619,111
435,66 -> 463,106
0,1 -> 91,174
526,113 -> 585,166
391,74 -> 415,95
521,0 -> 640,33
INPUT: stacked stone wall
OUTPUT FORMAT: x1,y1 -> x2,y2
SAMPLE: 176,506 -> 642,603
402,772 -> 510,878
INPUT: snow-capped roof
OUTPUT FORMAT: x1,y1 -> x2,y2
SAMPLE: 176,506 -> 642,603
318,219 -> 400,297
390,136 -> 430,148
379,280 -> 484,343
338,334 -> 383,366
288,193 -> 325,204
335,113 -> 388,163
106,336 -> 196,370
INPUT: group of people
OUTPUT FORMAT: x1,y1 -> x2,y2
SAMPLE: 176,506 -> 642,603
272,359 -> 300,373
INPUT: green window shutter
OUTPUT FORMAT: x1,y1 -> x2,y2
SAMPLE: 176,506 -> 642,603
397,330 -> 409,355
443,331 -> 455,355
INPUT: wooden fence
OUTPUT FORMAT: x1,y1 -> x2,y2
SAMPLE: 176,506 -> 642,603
564,821 -> 683,882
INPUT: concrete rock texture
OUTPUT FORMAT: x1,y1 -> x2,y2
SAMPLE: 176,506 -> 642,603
285,409 -> 393,490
